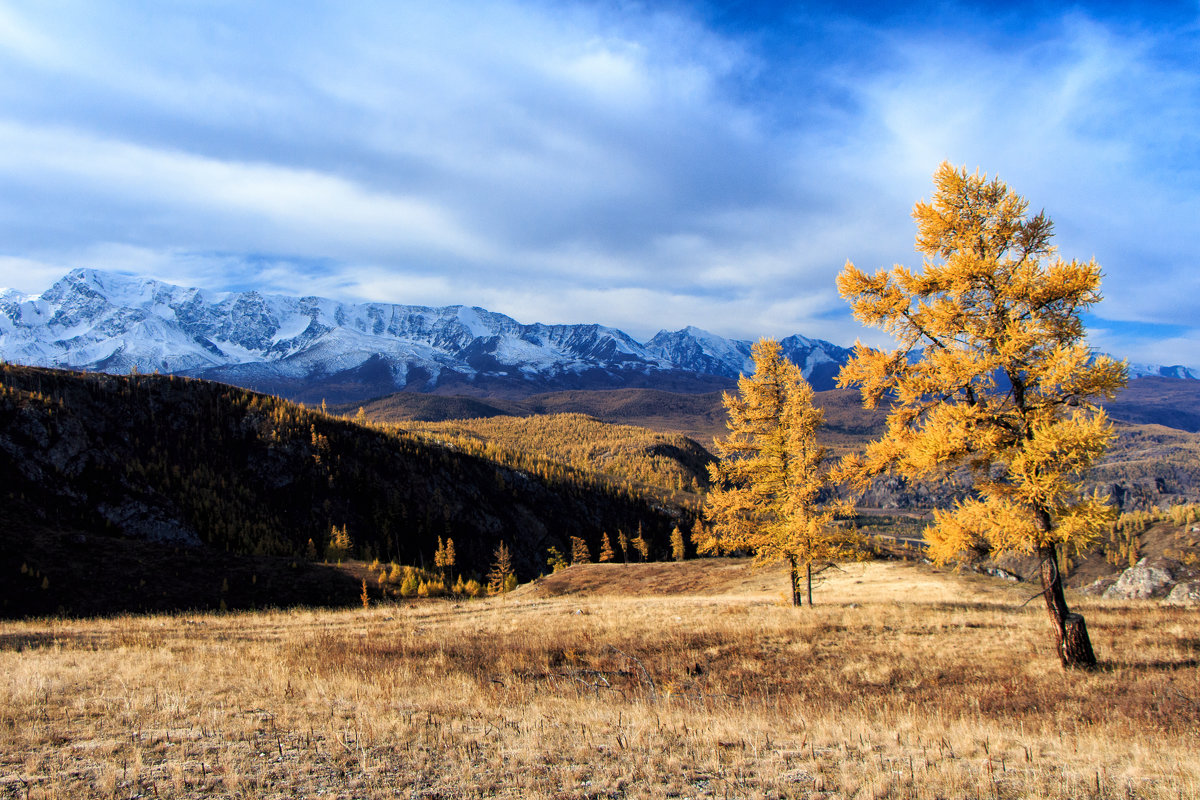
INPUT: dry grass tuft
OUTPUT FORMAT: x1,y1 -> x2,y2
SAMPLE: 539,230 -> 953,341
1,559 -> 1197,798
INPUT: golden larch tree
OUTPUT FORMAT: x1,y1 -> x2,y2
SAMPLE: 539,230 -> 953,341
433,536 -> 456,583
670,526 -> 686,562
487,541 -> 516,594
705,339 -> 853,606
599,532 -> 616,562
631,524 -> 650,562
570,535 -> 591,564
836,162 -> 1127,667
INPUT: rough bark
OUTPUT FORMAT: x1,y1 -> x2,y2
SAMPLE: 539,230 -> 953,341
789,557 -> 802,607
1038,541 -> 1097,668
806,562 -> 813,606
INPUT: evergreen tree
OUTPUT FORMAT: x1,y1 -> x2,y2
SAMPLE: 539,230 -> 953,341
837,162 -> 1126,667
617,530 -> 630,564
705,339 -> 853,606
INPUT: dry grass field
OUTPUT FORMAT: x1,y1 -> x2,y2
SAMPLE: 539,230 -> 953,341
2,559 -> 1198,799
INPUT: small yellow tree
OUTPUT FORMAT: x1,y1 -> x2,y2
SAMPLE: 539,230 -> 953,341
837,162 -> 1127,667
434,536 -> 456,583
705,339 -> 853,606
598,532 -> 616,562
631,524 -> 651,562
570,535 -> 591,564
326,524 -> 353,562
487,541 -> 516,594
670,526 -> 687,561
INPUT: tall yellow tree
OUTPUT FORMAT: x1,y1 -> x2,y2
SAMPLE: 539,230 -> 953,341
433,536 -> 456,583
837,162 -> 1127,667
705,339 -> 853,606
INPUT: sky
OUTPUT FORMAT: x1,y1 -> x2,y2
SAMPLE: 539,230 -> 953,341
0,1 -> 1197,368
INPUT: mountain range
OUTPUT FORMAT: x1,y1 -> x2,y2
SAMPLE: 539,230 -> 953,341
1,268 -> 1194,404
0,269 -> 852,402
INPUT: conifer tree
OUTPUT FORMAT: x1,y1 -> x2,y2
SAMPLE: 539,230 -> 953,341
632,523 -> 650,562
837,162 -> 1126,667
670,526 -> 686,561
617,530 -> 630,564
488,541 -> 515,594
546,546 -> 569,573
434,536 -> 456,583
326,524 -> 353,562
599,532 -> 616,562
570,535 -> 591,564
705,339 -> 853,606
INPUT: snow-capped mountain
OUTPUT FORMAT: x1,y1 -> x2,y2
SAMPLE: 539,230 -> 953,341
644,326 -> 851,388
0,269 -> 853,402
1125,363 -> 1199,381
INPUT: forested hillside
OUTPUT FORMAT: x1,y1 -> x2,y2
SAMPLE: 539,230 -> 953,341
0,365 -> 697,615
345,385 -> 890,454
399,413 -> 715,503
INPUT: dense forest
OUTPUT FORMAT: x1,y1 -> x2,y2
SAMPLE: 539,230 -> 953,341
397,413 -> 715,505
0,365 -> 700,615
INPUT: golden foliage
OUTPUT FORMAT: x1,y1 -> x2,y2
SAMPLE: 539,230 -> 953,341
570,535 -> 592,564
433,536 -> 456,573
598,532 -> 616,562
705,340 -> 854,576
398,413 -> 708,507
487,542 -> 515,594
837,163 -> 1127,562
670,526 -> 686,561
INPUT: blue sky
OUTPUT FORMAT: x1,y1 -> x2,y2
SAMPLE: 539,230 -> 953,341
0,1 -> 1196,367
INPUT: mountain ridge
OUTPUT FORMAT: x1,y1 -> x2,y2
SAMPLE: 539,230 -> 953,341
0,268 -> 852,402
2,269 -> 1194,405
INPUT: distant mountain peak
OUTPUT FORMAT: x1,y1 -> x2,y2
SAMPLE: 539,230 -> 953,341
1126,362 -> 1199,381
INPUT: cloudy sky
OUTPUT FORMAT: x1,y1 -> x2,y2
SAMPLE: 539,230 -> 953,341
0,1 -> 1196,367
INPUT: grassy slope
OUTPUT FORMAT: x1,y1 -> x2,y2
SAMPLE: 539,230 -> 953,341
2,560 -> 1196,799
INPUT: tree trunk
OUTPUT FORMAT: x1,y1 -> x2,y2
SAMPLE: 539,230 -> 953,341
1038,542 -> 1097,668
806,562 -> 813,606
789,557 -> 801,606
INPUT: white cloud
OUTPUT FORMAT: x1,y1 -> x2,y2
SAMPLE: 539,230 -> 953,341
0,2 -> 1194,368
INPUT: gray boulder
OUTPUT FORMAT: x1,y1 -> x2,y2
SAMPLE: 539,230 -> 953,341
1165,581 -> 1200,607
1103,558 -> 1177,600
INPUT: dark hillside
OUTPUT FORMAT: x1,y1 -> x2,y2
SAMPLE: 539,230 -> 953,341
1102,377 -> 1200,432
0,365 -> 694,616
337,392 -> 528,422
0,499 -> 364,617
